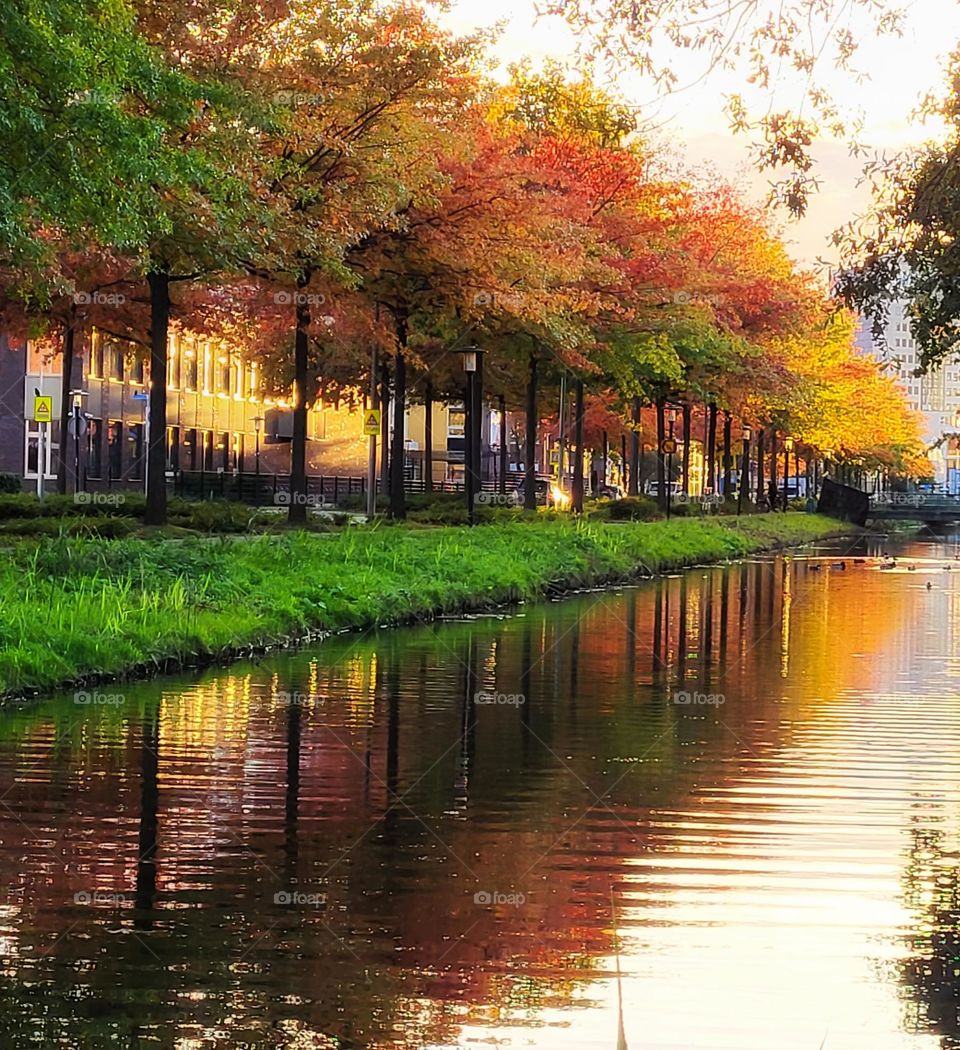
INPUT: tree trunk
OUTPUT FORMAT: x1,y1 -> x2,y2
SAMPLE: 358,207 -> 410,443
498,394 -> 507,495
767,428 -> 777,512
56,311 -> 77,494
601,429 -> 608,493
379,360 -> 390,496
524,353 -> 538,512
424,380 -> 433,493
755,426 -> 765,507
288,278 -> 310,525
722,411 -> 732,496
389,314 -> 407,519
620,434 -> 627,491
681,402 -> 691,496
655,398 -> 666,512
572,378 -> 585,513
706,403 -> 717,495
145,271 -> 170,526
473,349 -> 484,489
629,395 -> 641,496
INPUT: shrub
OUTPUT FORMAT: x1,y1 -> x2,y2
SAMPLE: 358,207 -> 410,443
0,473 -> 21,494
603,497 -> 660,522
167,498 -> 268,533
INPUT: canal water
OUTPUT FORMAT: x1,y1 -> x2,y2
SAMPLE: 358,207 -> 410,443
2,530 -> 960,1048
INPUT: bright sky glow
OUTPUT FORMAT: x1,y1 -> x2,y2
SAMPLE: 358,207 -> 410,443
440,0 -> 960,270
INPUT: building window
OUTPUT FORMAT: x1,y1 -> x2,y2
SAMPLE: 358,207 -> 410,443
89,331 -> 104,378
86,418 -> 103,478
245,361 -> 259,399
26,340 -> 61,376
107,421 -> 123,479
128,353 -> 145,386
234,432 -> 245,472
216,431 -> 229,470
24,421 -> 59,478
184,341 -> 199,391
166,426 -> 180,472
184,428 -> 198,470
447,407 -> 465,439
216,353 -> 231,396
202,345 -> 213,394
107,341 -> 124,381
202,430 -> 215,471
168,335 -> 181,389
128,423 -> 144,480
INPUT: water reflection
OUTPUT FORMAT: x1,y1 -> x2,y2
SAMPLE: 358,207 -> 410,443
2,532 -> 960,1047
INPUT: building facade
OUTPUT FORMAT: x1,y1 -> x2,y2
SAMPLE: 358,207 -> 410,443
0,327 -> 510,492
854,302 -> 960,489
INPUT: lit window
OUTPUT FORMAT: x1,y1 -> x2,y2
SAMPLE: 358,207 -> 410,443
26,340 -> 61,376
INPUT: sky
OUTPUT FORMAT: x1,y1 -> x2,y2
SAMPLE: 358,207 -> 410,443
439,0 -> 960,272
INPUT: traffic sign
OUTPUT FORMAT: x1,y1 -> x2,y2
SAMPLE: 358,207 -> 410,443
67,414 -> 88,438
363,409 -> 381,436
660,438 -> 678,455
33,395 -> 53,423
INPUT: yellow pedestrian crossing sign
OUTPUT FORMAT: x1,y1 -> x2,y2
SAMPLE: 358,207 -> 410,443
33,396 -> 53,423
363,409 -> 381,436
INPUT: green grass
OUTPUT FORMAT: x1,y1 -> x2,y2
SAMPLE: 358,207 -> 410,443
0,514 -> 854,699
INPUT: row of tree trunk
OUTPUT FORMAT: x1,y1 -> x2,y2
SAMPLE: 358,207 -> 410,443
57,301 -> 820,523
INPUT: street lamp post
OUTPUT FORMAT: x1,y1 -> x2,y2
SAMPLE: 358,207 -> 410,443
457,346 -> 485,523
253,415 -> 263,481
737,425 -> 752,517
784,436 -> 794,510
666,406 -> 678,519
69,389 -> 89,495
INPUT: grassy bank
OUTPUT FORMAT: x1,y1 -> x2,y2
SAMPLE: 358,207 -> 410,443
0,513 -> 854,699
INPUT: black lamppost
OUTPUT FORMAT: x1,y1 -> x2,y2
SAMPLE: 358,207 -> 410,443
737,424 -> 752,517
457,346 -> 485,523
784,436 -> 794,510
666,405 -> 678,519
253,415 -> 263,476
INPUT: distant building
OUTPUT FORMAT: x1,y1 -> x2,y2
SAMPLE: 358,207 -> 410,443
854,301 -> 960,490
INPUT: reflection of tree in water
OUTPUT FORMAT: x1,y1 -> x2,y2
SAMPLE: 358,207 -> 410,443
900,818 -> 960,1046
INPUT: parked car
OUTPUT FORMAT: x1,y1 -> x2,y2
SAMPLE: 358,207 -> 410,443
643,480 -> 682,498
513,476 -> 551,506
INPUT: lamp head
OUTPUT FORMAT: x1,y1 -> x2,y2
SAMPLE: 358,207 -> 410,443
458,345 -> 485,373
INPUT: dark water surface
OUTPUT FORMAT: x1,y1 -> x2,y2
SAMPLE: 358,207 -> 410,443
3,530 -> 960,1048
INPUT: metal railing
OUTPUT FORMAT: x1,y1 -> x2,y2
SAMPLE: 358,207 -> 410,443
168,470 -> 522,506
